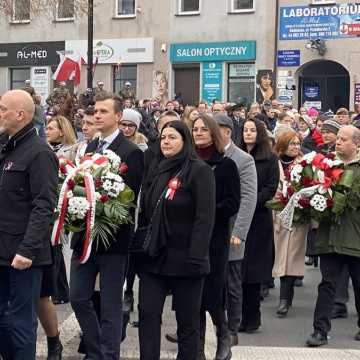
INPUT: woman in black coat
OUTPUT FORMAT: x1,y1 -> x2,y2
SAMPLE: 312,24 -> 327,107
192,113 -> 240,360
239,117 -> 279,332
137,121 -> 216,360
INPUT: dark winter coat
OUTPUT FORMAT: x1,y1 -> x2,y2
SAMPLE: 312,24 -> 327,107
201,152 -> 240,311
0,124 -> 58,266
138,159 -> 216,277
242,152 -> 279,283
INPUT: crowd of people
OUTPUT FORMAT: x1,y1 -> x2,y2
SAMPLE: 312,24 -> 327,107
0,79 -> 360,360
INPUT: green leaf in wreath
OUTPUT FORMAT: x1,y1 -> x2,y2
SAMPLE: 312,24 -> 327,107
265,198 -> 285,212
118,186 -> 135,204
73,185 -> 86,197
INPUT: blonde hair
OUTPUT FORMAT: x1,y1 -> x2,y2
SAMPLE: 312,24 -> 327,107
49,115 -> 77,145
182,106 -> 197,130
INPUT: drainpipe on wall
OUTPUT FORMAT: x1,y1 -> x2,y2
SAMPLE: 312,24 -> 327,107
273,0 -> 279,97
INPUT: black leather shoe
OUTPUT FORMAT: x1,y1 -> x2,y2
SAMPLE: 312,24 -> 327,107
294,278 -> 303,287
305,257 -> 314,266
230,333 -> 238,346
306,332 -> 328,347
165,332 -> 178,343
276,299 -> 289,318
331,306 -> 348,319
215,324 -> 232,360
355,330 -> 360,341
47,334 -> 63,360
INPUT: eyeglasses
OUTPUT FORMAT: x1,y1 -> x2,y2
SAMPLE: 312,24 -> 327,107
119,122 -> 136,129
289,141 -> 301,147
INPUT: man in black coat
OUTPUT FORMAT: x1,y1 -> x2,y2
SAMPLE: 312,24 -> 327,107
70,93 -> 144,359
0,90 -> 58,359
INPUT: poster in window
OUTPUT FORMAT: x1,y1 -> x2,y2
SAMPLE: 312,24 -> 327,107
152,70 -> 169,107
256,70 -> 275,104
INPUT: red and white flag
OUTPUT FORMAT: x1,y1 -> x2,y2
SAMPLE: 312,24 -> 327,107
53,53 -> 82,85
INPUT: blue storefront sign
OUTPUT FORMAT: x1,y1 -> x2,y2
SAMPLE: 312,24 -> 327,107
277,50 -> 300,66
202,62 -> 223,104
304,86 -> 320,99
170,41 -> 256,63
280,4 -> 360,40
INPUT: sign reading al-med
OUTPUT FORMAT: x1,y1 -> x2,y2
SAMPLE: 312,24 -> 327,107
280,4 -> 360,40
277,50 -> 300,67
170,41 -> 256,63
202,62 -> 223,104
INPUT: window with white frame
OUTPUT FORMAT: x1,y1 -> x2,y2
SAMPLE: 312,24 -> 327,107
231,0 -> 254,12
179,0 -> 200,14
117,0 -> 136,17
12,0 -> 30,22
57,0 -> 75,20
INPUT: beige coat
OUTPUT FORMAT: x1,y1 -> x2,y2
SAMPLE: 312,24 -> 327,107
272,216 -> 309,277
272,159 -> 309,277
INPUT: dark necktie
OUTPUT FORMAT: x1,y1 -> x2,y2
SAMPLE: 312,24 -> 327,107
96,139 -> 107,154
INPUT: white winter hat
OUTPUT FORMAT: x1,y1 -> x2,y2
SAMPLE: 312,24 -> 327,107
122,109 -> 142,130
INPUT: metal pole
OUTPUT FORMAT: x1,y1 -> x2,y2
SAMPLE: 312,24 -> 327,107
273,0 -> 279,97
87,0 -> 94,89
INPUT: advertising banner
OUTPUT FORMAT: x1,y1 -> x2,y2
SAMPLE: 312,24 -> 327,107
280,4 -> 360,40
31,67 -> 50,105
202,62 -> 223,104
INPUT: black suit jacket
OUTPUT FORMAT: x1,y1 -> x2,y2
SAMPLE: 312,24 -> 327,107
0,125 -> 58,266
72,131 -> 144,255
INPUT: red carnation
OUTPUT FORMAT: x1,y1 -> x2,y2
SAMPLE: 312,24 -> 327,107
59,164 -> 67,174
301,160 -> 307,168
326,198 -> 334,208
287,186 -> 295,197
95,178 -> 103,189
302,176 -> 313,187
326,153 -> 336,160
119,162 -> 128,175
100,195 -> 110,203
67,179 -> 75,190
298,197 -> 310,208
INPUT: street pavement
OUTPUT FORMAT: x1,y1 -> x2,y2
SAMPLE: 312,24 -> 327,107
37,265 -> 360,359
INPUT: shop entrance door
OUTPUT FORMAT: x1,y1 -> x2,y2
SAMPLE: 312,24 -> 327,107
298,60 -> 349,112
174,65 -> 200,106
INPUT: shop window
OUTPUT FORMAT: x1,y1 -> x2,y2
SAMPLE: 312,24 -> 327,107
116,0 -> 136,17
178,0 -> 200,14
230,0 -> 254,13
113,64 -> 137,96
228,63 -> 255,106
11,0 -> 30,22
56,0 -> 75,20
10,68 -> 31,90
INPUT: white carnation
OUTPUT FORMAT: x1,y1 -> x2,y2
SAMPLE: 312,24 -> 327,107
310,194 -> 327,212
302,151 -> 317,164
68,197 -> 90,219
103,150 -> 121,172
101,172 -> 125,198
290,164 -> 303,183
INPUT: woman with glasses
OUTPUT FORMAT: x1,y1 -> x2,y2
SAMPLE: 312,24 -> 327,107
238,117 -> 279,333
272,130 -> 309,318
119,108 -> 148,152
192,113 -> 240,360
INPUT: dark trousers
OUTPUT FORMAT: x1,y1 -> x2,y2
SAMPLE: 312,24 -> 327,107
125,255 -> 136,295
0,266 -> 43,360
138,272 -> 204,360
241,282 -> 261,328
70,253 -> 127,360
53,245 -> 69,303
280,276 -> 296,304
313,253 -> 360,335
334,265 -> 350,310
227,260 -> 242,333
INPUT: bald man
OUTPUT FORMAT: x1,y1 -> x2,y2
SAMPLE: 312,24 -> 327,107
307,125 -> 360,347
0,90 -> 58,359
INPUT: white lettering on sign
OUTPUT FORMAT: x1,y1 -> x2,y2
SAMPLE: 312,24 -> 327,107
177,46 -> 247,58
283,4 -> 360,18
17,50 -> 47,60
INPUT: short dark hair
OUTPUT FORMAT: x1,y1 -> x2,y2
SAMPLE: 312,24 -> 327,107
84,106 -> 95,116
94,92 -> 123,113
193,113 -> 224,154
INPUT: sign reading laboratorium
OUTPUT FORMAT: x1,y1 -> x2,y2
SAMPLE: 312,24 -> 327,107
170,41 -> 256,63
65,38 -> 154,64
280,4 -> 360,40
202,62 -> 223,104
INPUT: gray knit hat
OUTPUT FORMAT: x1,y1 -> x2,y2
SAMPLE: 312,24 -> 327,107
322,119 -> 341,134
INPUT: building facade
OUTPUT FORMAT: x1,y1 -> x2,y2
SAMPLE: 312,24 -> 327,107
277,0 -> 360,111
0,0 -> 276,106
